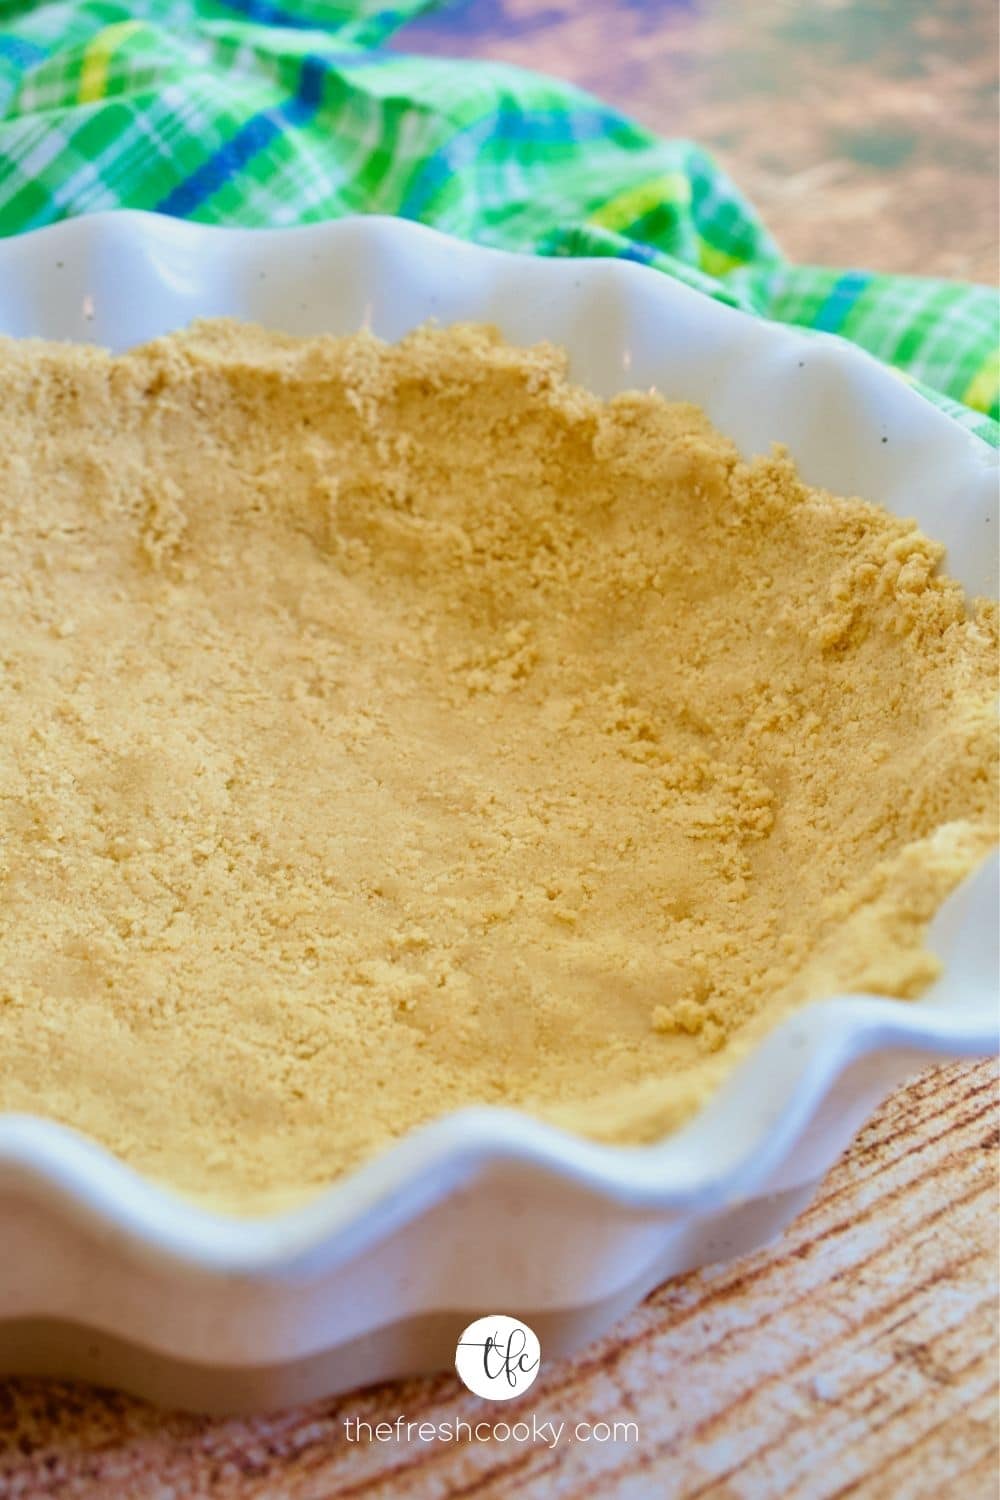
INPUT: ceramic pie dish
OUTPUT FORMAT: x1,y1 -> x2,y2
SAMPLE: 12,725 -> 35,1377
0,211 -> 996,1413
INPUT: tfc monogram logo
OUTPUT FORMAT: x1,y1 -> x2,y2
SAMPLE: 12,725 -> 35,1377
455,1316 -> 541,1401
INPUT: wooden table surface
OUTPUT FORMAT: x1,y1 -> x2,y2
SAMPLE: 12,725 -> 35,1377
2,3 -> 997,1496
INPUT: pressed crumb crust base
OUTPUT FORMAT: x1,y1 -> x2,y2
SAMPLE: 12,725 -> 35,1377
0,321 -> 996,1211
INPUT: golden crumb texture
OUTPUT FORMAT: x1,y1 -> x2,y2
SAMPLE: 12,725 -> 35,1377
0,319 -> 996,1211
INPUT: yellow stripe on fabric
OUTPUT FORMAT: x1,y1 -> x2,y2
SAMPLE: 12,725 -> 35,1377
961,348 -> 1000,416
78,20 -> 144,105
589,172 -> 691,233
698,239 -> 745,277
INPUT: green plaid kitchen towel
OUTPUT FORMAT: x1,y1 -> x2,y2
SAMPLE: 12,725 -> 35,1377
0,0 -> 996,443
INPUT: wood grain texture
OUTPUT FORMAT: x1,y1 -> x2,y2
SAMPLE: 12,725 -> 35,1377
2,2 -> 998,1494
1,1059 -> 997,1498
395,0 -> 1000,283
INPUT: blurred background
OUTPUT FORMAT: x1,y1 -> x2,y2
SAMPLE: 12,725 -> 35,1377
394,0 -> 999,282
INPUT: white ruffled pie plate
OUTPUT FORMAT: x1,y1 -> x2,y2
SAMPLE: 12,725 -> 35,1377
0,212 -> 996,1412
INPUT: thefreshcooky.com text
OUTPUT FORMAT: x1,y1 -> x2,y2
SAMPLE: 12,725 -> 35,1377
344,1414 -> 639,1451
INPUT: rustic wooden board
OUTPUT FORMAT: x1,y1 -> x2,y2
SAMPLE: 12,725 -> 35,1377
397,0 -> 999,283
1,1058 -> 997,1498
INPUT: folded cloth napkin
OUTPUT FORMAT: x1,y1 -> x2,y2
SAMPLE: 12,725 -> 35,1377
0,0 -> 995,443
